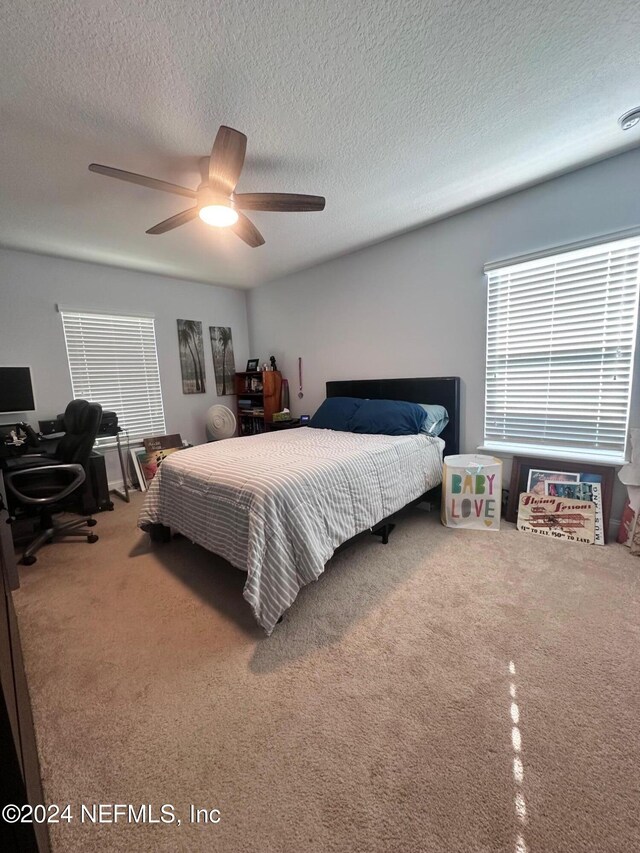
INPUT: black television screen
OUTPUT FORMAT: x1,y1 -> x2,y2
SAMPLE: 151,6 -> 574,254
0,367 -> 35,413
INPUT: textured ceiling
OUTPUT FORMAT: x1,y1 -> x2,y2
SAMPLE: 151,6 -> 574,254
1,0 -> 640,289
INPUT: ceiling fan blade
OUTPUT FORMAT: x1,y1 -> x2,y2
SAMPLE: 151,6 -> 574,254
234,193 -> 325,212
209,126 -> 247,194
146,207 -> 199,235
232,212 -> 265,248
89,164 -> 196,198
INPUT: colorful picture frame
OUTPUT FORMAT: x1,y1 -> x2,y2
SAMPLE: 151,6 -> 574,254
506,455 -> 615,541
130,445 -> 181,491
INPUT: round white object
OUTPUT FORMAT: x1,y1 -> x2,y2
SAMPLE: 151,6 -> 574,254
205,405 -> 237,441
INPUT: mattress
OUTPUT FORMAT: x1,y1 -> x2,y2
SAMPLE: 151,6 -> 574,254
138,427 -> 444,634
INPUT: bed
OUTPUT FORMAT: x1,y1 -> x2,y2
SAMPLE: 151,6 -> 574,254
139,376 -> 460,634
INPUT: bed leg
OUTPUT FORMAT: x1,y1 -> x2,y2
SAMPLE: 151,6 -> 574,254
371,522 -> 396,545
149,523 -> 171,543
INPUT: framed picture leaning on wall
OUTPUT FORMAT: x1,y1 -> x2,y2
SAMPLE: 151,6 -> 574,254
506,455 -> 615,542
130,444 -> 182,491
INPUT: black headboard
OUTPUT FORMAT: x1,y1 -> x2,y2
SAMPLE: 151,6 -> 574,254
325,376 -> 460,455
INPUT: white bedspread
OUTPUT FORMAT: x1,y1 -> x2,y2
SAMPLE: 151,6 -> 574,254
138,427 -> 444,634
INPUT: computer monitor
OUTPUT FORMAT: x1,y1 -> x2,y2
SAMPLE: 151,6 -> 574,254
0,367 -> 36,414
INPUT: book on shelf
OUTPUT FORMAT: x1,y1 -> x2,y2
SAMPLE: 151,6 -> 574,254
239,418 -> 267,436
240,377 -> 263,393
234,369 -> 282,438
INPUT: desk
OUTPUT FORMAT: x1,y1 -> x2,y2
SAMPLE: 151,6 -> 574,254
0,437 -> 65,590
0,445 -> 42,589
0,508 -> 51,850
265,418 -> 302,431
0,471 -> 19,591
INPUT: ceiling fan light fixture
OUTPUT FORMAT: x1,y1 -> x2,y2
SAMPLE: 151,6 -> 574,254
199,203 -> 239,227
88,125 -> 324,246
619,107 -> 640,131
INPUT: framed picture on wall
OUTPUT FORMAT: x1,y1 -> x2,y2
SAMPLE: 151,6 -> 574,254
209,326 -> 236,396
506,455 -> 615,542
177,319 -> 206,394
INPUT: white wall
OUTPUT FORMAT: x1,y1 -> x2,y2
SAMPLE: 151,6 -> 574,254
248,146 -> 640,530
1,147 -> 638,527
0,248 -> 249,484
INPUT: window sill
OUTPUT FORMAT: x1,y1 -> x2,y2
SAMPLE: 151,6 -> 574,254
94,442 -> 118,452
478,444 -> 627,467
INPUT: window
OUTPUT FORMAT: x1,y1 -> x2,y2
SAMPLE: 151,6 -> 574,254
60,309 -> 166,445
483,234 -> 640,463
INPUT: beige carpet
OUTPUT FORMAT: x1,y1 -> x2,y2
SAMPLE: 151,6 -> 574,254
12,493 -> 640,853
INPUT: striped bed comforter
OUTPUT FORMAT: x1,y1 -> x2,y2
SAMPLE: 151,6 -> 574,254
138,427 -> 444,634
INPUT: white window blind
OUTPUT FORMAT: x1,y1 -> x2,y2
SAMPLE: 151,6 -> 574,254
60,310 -> 166,445
484,234 -> 640,462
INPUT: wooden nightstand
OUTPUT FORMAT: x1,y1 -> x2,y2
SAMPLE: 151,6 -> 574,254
265,419 -> 302,431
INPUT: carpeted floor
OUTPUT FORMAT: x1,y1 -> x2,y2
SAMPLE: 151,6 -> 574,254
12,493 -> 640,853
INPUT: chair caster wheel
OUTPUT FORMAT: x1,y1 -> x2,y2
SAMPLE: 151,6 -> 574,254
87,518 -> 97,527
21,555 -> 37,566
87,534 -> 99,544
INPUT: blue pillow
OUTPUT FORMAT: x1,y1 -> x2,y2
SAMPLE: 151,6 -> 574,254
347,399 -> 428,436
418,404 -> 449,436
309,397 -> 364,430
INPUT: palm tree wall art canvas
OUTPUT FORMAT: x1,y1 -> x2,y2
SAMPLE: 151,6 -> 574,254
210,327 -> 236,396
177,319 -> 206,394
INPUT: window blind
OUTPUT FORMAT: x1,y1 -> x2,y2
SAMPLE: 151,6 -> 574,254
484,235 -> 640,462
60,310 -> 166,445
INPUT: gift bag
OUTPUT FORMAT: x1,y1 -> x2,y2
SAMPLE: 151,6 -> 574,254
441,454 -> 502,530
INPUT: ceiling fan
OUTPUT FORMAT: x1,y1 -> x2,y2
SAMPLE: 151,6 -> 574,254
88,126 -> 325,248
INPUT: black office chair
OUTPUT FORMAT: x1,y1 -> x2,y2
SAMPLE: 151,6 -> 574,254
6,400 -> 103,565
